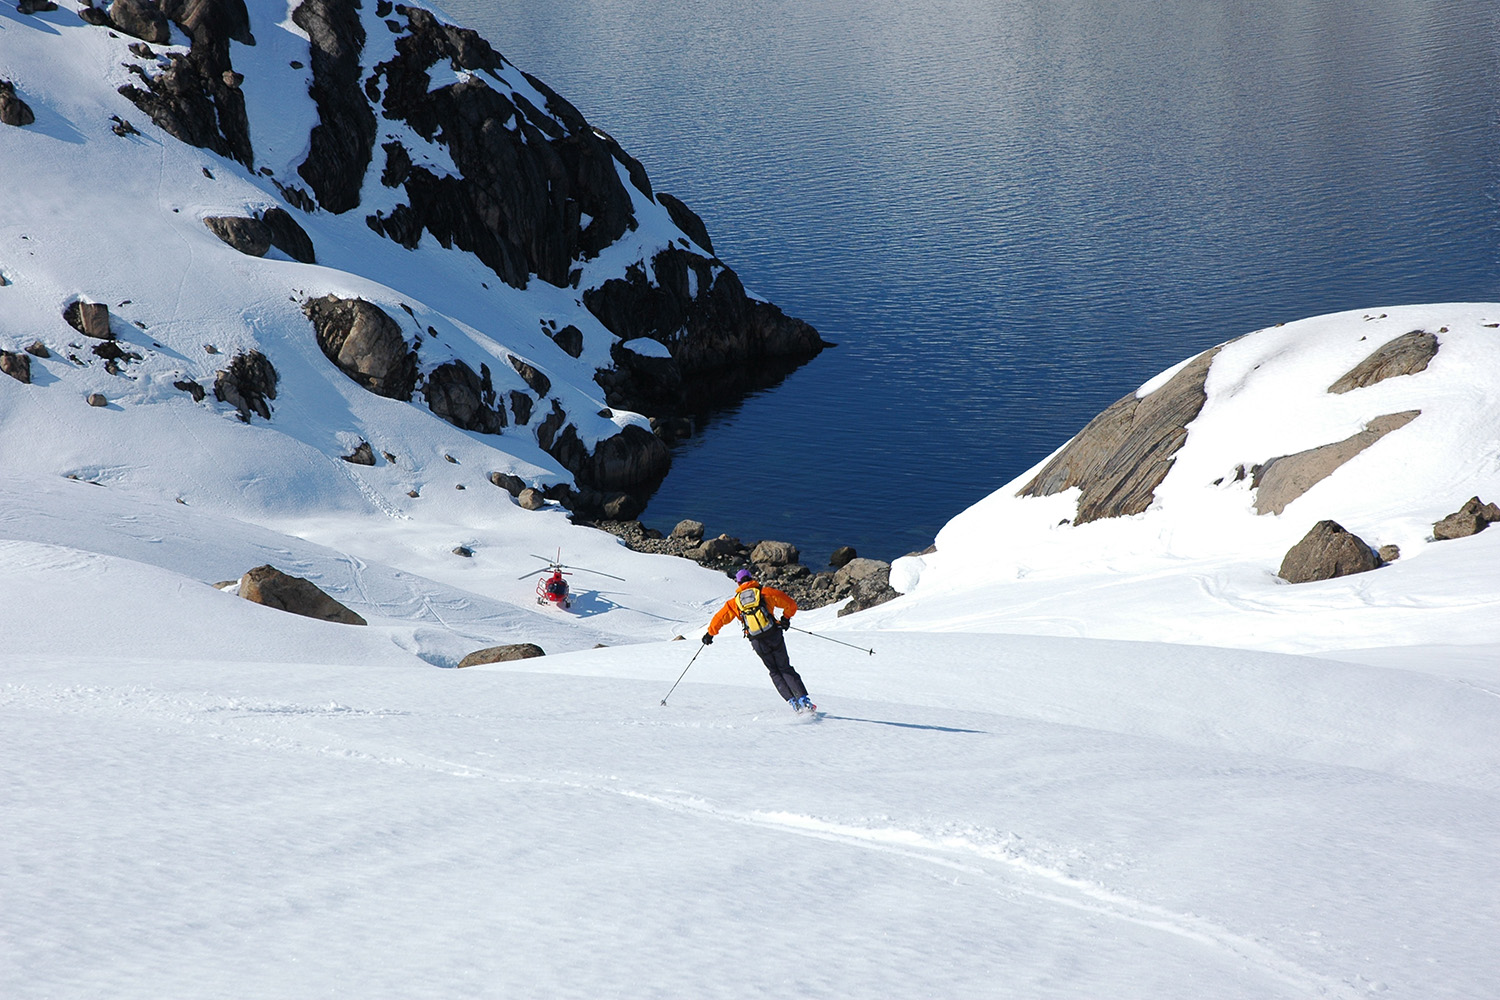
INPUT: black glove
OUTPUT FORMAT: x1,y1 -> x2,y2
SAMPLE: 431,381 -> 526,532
701,633 -> 713,645
777,617 -> 791,632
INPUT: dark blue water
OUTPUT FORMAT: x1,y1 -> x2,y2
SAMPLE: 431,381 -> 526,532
440,0 -> 1500,566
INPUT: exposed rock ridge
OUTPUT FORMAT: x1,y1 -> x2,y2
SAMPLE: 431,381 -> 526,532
116,0 -> 256,166
1018,347 -> 1222,525
1329,330 -> 1439,394
1252,410 -> 1421,515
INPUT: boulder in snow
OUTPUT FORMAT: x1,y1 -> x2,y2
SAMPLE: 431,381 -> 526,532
1278,520 -> 1381,584
516,488 -> 547,511
213,350 -> 278,422
489,472 -> 525,497
204,215 -> 272,257
1432,496 -> 1500,541
834,557 -> 900,617
341,441 -> 375,466
1,351 -> 31,384
303,296 -> 418,400
0,81 -> 36,127
237,565 -> 366,625
63,300 -> 113,340
457,643 -> 546,667
423,360 -> 506,434
86,392 -> 108,407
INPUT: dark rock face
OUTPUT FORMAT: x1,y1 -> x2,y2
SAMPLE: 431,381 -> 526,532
656,192 -> 713,253
584,249 -> 824,414
1252,410 -> 1421,516
547,422 -> 670,492
1329,330 -> 1439,394
1278,520 -> 1381,584
63,300 -> 114,340
423,359 -> 506,434
1432,496 -> 1500,540
293,0 -> 376,213
365,6 -> 639,289
1,350 -> 32,383
1018,347 -> 1222,525
213,349 -> 278,421
303,295 -> 418,400
457,643 -> 545,667
108,0 -> 172,44
507,355 -> 551,397
261,207 -> 316,263
0,81 -> 36,127
204,215 -> 272,257
116,0 -> 254,166
549,324 -> 584,358
17,0 -> 60,13
238,564 -> 367,625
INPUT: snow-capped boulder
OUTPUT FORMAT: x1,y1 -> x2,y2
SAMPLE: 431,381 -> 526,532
237,565 -> 366,625
1278,520 -> 1381,584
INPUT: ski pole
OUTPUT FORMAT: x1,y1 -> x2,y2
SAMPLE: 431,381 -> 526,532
660,642 -> 707,706
787,624 -> 875,656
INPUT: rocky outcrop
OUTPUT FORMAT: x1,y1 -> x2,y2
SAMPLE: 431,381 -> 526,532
457,643 -> 545,667
237,564 -> 367,625
303,295 -> 418,400
1432,496 -> 1500,540
342,441 -> 375,465
583,248 -> 825,414
116,0 -> 254,166
213,350 -> 278,422
1018,347 -> 1222,525
1278,520 -> 1382,584
0,80 -> 36,127
293,0 -> 376,212
1329,331 -> 1439,394
1,350 -> 32,384
423,359 -> 506,434
1252,410 -> 1421,515
366,6 -> 639,289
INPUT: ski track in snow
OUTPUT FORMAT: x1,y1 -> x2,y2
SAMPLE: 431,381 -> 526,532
1,680 -> 1361,1000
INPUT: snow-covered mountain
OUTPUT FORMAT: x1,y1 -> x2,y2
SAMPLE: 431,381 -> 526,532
4,3 -> 1499,998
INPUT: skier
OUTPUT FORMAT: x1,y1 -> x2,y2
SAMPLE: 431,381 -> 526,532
702,569 -> 816,713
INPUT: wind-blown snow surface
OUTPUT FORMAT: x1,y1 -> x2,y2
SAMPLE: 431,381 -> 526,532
3,2 -> 1499,995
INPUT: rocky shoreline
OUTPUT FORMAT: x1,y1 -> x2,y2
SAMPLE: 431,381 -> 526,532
581,517 -> 906,616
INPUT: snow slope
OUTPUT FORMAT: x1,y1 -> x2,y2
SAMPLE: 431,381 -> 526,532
3,3 -> 1499,998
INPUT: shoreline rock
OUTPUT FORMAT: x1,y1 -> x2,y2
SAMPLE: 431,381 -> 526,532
584,517 -> 899,614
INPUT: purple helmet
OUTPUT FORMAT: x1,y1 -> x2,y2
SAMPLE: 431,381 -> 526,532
735,569 -> 753,583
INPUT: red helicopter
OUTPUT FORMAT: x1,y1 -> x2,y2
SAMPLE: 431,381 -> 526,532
520,550 -> 625,610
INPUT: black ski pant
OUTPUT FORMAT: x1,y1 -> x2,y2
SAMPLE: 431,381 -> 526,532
748,628 -> 808,702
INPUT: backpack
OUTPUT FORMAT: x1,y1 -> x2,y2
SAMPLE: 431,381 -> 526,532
735,586 -> 778,636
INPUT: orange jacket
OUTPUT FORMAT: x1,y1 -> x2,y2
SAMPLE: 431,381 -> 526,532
707,579 -> 797,636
